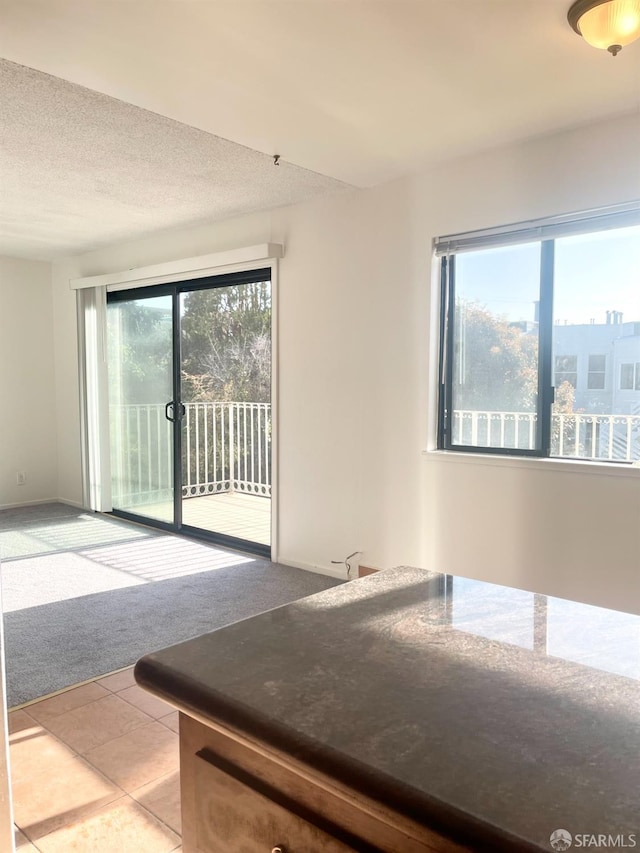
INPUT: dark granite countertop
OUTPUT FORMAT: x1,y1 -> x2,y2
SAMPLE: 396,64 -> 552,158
135,567 -> 640,852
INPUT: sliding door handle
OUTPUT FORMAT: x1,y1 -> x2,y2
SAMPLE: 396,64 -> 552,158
165,401 -> 186,423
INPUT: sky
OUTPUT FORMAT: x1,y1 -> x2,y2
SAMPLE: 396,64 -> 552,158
456,224 -> 640,326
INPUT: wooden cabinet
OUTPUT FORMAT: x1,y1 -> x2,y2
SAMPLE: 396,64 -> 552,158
193,749 -> 355,852
179,714 -> 470,853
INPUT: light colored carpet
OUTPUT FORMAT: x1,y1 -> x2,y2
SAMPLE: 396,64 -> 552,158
0,503 -> 341,706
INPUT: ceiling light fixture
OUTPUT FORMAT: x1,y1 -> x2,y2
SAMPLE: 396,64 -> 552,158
568,0 -> 640,55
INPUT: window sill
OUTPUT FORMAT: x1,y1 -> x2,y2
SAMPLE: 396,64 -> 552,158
422,449 -> 640,479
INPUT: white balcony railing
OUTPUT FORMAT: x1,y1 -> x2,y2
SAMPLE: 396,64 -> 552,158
452,410 -> 640,462
109,404 -> 638,508
110,401 -> 271,507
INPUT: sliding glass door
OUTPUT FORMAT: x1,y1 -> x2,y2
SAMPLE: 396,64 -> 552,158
107,293 -> 174,524
106,270 -> 272,556
179,282 -> 272,546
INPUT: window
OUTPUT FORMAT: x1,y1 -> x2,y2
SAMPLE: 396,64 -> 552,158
620,363 -> 640,391
587,355 -> 606,390
437,208 -> 640,463
555,356 -> 577,389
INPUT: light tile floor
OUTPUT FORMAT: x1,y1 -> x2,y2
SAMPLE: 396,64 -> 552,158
9,668 -> 182,852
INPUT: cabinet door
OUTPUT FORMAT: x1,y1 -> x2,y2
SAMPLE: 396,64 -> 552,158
193,749 -> 371,853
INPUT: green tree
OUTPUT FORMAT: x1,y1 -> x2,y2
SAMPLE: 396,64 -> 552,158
454,301 -> 538,413
180,282 -> 271,403
551,379 -> 583,456
107,300 -> 172,405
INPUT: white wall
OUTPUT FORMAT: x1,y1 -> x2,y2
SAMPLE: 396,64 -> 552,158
51,112 -> 640,614
0,255 -> 57,508
418,113 -> 640,615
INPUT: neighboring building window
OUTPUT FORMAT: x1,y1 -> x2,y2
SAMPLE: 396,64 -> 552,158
437,209 -> 640,463
587,355 -> 606,390
555,356 -> 577,388
620,363 -> 640,390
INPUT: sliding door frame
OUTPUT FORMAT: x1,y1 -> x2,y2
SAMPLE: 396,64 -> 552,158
107,266 -> 275,559
106,282 -> 179,536
175,269 -> 274,557
76,243 -> 284,562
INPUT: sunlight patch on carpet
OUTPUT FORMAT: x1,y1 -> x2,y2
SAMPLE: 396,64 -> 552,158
1,552 -> 147,612
0,514 -> 154,561
81,535 -> 254,581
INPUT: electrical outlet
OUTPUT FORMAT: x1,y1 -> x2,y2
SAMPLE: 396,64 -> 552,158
16,472 -> 26,486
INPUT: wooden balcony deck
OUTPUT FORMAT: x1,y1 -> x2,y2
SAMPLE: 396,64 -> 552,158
120,491 -> 271,548
181,491 -> 270,546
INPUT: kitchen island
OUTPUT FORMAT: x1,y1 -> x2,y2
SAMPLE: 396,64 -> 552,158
135,567 -> 640,852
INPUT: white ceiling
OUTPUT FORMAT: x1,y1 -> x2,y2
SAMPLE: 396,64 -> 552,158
0,58 -> 347,259
0,0 -> 639,260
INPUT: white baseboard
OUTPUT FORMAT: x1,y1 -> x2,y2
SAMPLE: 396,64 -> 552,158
56,498 -> 84,509
279,558 -> 351,581
0,497 -> 84,512
0,498 -> 58,511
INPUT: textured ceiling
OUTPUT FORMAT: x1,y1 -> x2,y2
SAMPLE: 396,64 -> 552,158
0,59 -> 348,260
0,0 -> 639,260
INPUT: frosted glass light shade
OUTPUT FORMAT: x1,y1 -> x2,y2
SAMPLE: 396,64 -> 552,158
569,0 -> 640,53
